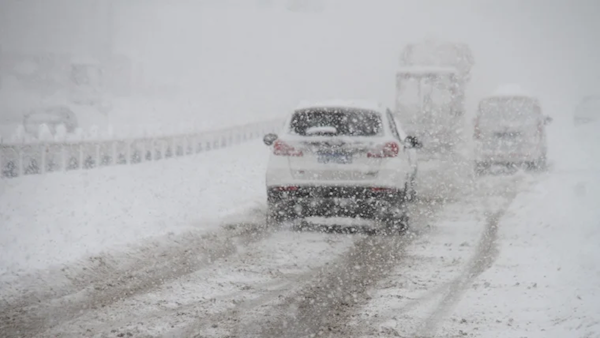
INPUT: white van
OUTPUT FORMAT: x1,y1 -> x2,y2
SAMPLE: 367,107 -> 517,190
473,85 -> 552,172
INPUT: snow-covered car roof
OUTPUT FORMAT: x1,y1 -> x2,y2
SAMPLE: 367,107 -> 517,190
396,66 -> 458,76
488,84 -> 535,98
294,100 -> 385,113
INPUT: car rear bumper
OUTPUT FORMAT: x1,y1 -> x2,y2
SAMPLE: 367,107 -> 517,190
476,153 -> 540,163
474,139 -> 545,164
265,158 -> 410,192
267,185 -> 403,218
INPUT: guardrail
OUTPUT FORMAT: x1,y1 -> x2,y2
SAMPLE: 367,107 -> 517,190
0,119 -> 283,178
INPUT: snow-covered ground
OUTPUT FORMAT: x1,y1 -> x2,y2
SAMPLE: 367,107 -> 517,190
37,231 -> 358,338
437,167 -> 600,337
0,140 -> 270,283
328,170 -> 530,336
328,122 -> 600,337
1,2 -> 599,337
1,122 -> 598,337
0,175 -> 446,337
1,90 -> 598,338
436,122 -> 600,337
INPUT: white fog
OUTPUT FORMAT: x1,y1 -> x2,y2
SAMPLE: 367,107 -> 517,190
0,1 -> 599,337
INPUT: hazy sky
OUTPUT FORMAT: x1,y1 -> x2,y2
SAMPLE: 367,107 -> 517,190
1,0 -> 598,120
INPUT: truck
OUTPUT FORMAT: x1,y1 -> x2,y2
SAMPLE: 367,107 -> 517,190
394,40 -> 475,199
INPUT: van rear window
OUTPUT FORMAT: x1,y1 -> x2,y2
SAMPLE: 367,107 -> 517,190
478,97 -> 540,126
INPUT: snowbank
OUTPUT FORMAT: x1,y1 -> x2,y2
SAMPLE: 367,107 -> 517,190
0,140 -> 270,280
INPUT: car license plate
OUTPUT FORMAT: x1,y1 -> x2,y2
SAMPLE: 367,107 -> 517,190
317,152 -> 352,164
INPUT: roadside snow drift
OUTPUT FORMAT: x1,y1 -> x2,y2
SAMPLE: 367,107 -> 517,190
0,140 -> 270,280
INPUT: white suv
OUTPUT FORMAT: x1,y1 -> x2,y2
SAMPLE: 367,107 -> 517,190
263,100 -> 422,232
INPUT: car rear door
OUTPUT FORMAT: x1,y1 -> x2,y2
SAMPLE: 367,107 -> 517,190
281,108 -> 388,181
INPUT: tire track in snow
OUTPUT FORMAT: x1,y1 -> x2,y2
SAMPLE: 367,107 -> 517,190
39,230 -> 357,337
172,276 -> 311,338
413,175 -> 524,337
316,173 -> 528,337
229,200 -> 442,338
414,210 -> 504,337
0,207 -> 275,338
254,236 -> 416,338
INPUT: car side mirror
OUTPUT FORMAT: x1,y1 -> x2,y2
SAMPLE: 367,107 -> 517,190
544,116 -> 553,125
263,133 -> 278,146
405,135 -> 422,149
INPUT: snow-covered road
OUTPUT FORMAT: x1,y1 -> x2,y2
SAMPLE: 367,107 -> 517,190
1,124 -> 599,338
330,172 -> 531,337
0,168 -> 529,338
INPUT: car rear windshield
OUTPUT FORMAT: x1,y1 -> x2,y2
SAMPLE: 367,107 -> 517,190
289,108 -> 383,136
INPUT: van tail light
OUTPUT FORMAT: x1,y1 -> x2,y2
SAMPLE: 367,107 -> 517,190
273,140 -> 303,157
473,117 -> 481,140
367,142 -> 399,158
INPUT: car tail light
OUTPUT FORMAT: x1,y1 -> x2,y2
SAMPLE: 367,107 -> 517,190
367,142 -> 399,158
273,140 -> 303,156
371,187 -> 393,192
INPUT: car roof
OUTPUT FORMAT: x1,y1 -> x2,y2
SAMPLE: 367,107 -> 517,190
294,100 -> 385,113
396,66 -> 458,75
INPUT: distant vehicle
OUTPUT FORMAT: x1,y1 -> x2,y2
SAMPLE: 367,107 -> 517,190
395,66 -> 462,155
473,85 -> 552,172
23,105 -> 78,137
574,95 -> 600,125
263,100 -> 422,232
395,40 -> 474,156
0,103 -> 80,141
0,90 -> 108,141
394,40 -> 475,199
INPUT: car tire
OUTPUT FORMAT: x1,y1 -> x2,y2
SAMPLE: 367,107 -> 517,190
378,192 -> 409,235
266,203 -> 297,227
404,181 -> 417,202
383,212 -> 409,235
